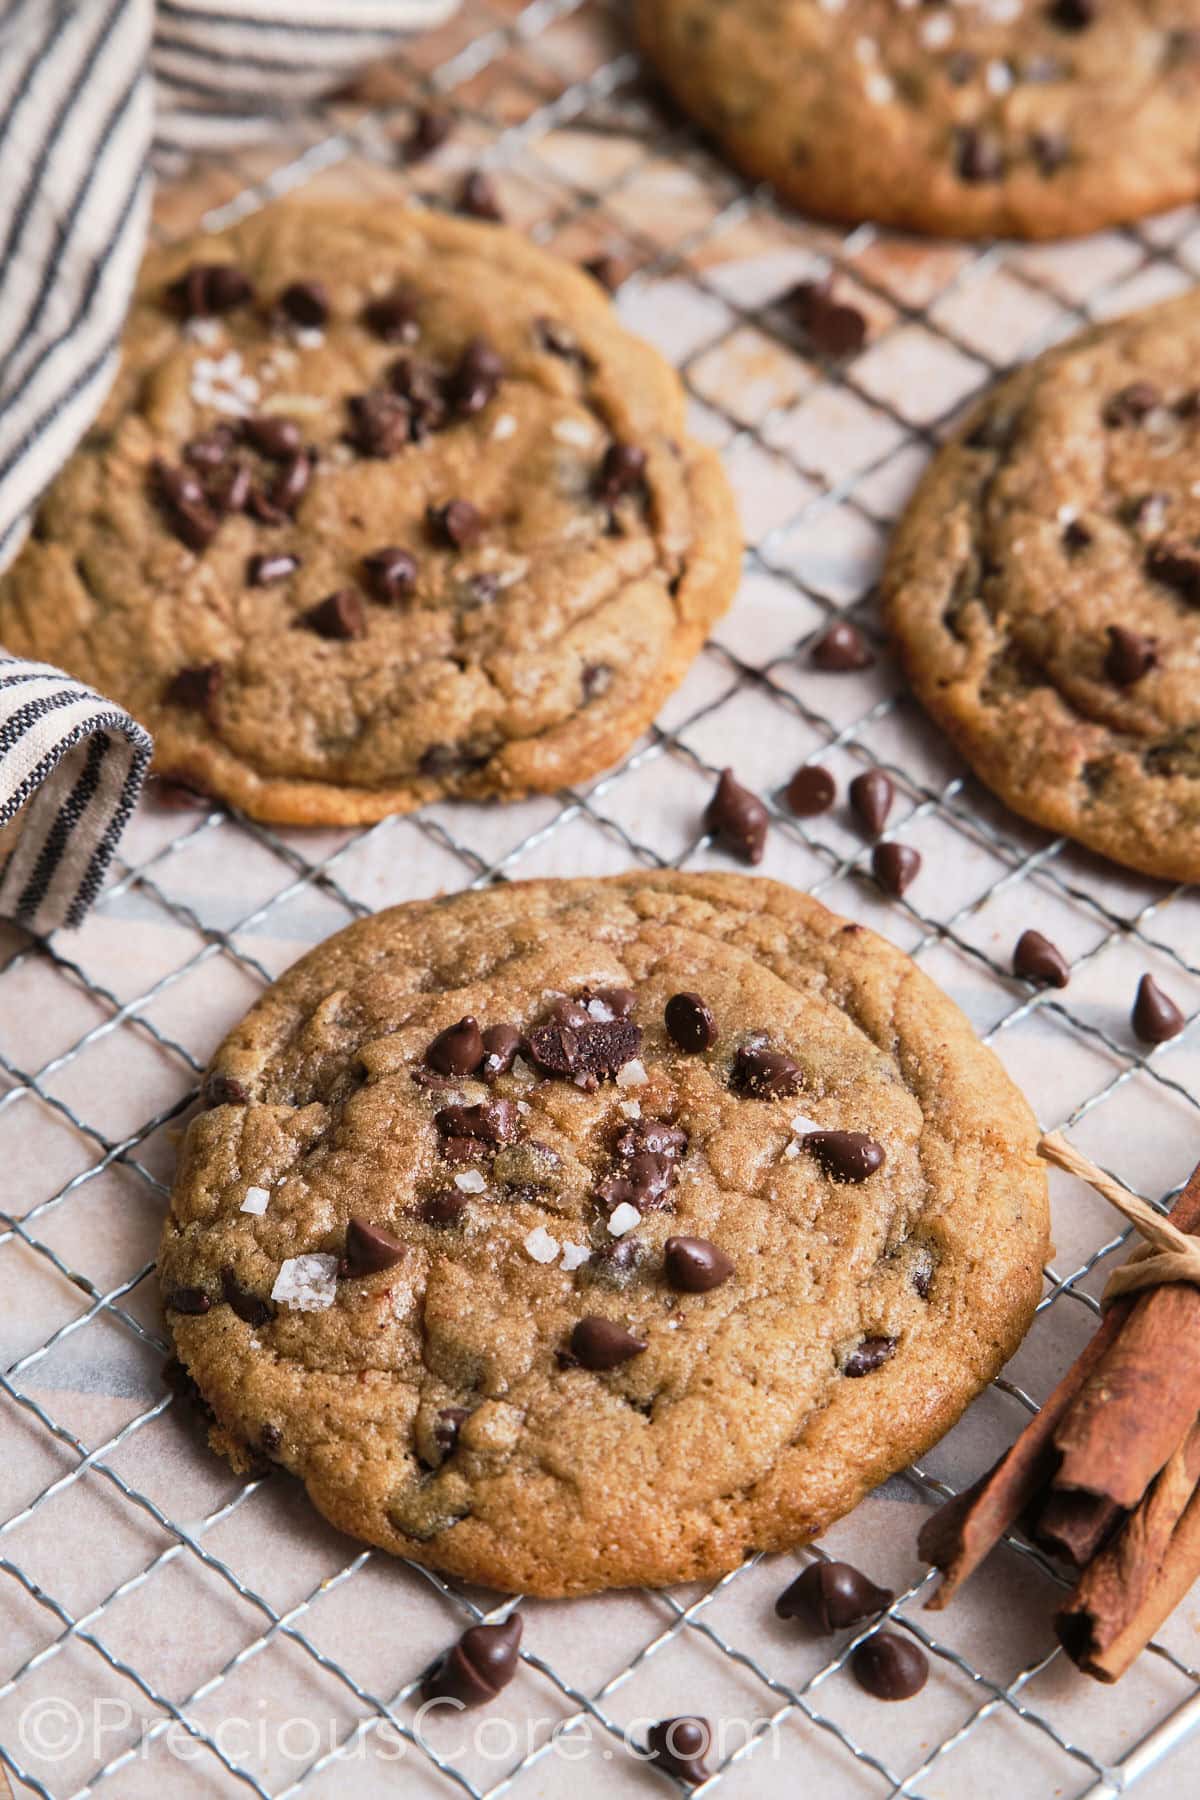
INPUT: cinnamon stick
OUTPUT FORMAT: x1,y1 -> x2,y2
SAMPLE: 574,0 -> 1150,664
1033,1490 -> 1124,1568
1056,1419 -> 1200,1682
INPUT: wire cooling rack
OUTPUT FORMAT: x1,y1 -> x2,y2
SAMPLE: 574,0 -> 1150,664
4,3 -> 1200,1795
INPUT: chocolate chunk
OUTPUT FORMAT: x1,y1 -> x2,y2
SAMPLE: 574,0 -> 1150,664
301,591 -> 365,641
787,279 -> 867,359
583,1237 -> 646,1289
569,1316 -> 647,1370
269,451 -> 312,515
615,1118 -> 687,1161
1145,541 -> 1200,604
245,485 -> 288,526
166,1286 -> 211,1315
546,998 -> 592,1031
418,741 -> 493,779
248,551 -> 300,587
645,1718 -> 711,1786
277,280 -> 328,328
843,1336 -> 897,1377
344,1218 -> 406,1277
705,768 -> 768,864
440,1136 -> 483,1165
526,1017 -> 643,1081
220,1267 -> 274,1326
243,415 -> 302,460
786,764 -> 836,817
1014,929 -> 1069,988
873,842 -> 921,898
849,769 -> 894,836
169,262 -> 253,318
204,1072 -> 249,1107
435,1099 -> 518,1144
184,425 -> 235,469
347,389 -> 412,458
1133,973 -> 1185,1044
1105,382 -> 1162,426
955,126 -> 1004,184
404,108 -> 454,162
152,459 -> 218,550
610,1150 -> 676,1210
165,662 -> 223,712
363,291 -> 419,345
493,1140 -> 562,1193
433,1405 -> 469,1457
458,170 -> 503,221
665,992 -> 717,1053
423,1189 -> 468,1227
775,1561 -> 894,1632
664,1236 -> 733,1293
480,1022 -> 521,1081
1049,0 -> 1096,27
361,546 -> 417,604
733,1043 -> 803,1098
448,336 -> 504,416
850,1632 -> 928,1701
805,1130 -> 885,1184
1105,625 -> 1159,686
428,499 -> 483,549
423,1615 -> 522,1708
589,985 -> 638,1019
811,619 -> 873,671
596,442 -> 647,505
427,1016 -> 485,1078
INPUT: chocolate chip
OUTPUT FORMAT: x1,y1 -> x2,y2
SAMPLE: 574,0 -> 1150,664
548,998 -> 592,1031
152,459 -> 218,550
732,1044 -> 803,1098
705,768 -> 769,864
872,842 -> 921,897
277,280 -> 329,328
165,662 -> 223,712
360,546 -> 417,604
184,425 -> 236,469
850,1632 -> 928,1701
480,1022 -> 521,1081
243,415 -> 302,460
301,590 -> 366,641
220,1267 -> 274,1326
1105,382 -> 1162,426
363,290 -> 419,345
1063,518 -> 1092,552
805,1130 -> 885,1184
664,1236 -> 733,1293
1145,541 -> 1200,604
447,336 -> 505,417
404,108 -> 454,162
1132,973 -> 1185,1044
582,662 -> 614,703
843,1336 -> 897,1377
1049,0 -> 1096,27
169,262 -> 254,318
419,741 -> 493,779
589,986 -> 637,1018
1105,624 -> 1159,687
269,451 -> 312,514
645,1719 -> 711,1786
248,551 -> 300,587
204,1072 -> 249,1107
569,1316 -> 647,1370
1013,929 -> 1069,988
344,1218 -> 406,1276
787,279 -> 867,359
458,170 -> 503,221
604,1150 -> 676,1211
428,499 -> 483,549
435,1099 -> 518,1144
583,1237 -> 646,1289
260,1422 -> 282,1454
775,1561 -> 894,1632
955,126 -> 1004,184
536,317 -> 590,364
166,1286 -> 211,1315
786,765 -> 836,817
387,356 -> 447,437
527,1017 -> 643,1082
245,486 -> 288,526
207,459 -> 251,516
423,1189 -> 468,1227
1031,130 -> 1070,175
615,1118 -> 687,1161
426,1016 -> 485,1078
347,389 -> 412,457
433,1405 -> 468,1458
665,992 -> 717,1053
849,769 -> 894,836
812,619 -> 874,671
596,442 -> 647,505
423,1615 -> 522,1708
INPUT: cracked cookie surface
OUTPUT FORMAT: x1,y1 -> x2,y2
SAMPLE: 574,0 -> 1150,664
885,290 -> 1200,883
0,202 -> 738,824
636,1 -> 1200,239
160,872 -> 1048,1596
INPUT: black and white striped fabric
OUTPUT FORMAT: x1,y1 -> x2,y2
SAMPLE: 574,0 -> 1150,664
0,0 -> 457,929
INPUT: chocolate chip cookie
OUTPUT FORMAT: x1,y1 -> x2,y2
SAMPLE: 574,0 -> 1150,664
0,203 -> 739,824
636,1 -> 1200,239
885,290 -> 1200,884
160,872 -> 1048,1596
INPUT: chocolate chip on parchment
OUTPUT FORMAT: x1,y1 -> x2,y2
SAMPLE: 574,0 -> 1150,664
480,1022 -> 521,1081
805,1129 -> 885,1183
1105,382 -> 1162,427
169,261 -> 254,318
1132,973 -> 1185,1044
787,279 -> 867,359
347,389 -> 412,458
732,1043 -> 803,1098
665,992 -> 717,1053
873,842 -> 921,897
645,1718 -> 711,1786
955,126 -> 1004,183
277,280 -> 329,328
423,1615 -> 522,1708
851,1632 -> 928,1701
775,1561 -> 894,1633
435,1099 -> 518,1144
427,1016 -> 485,1078
166,1286 -> 211,1315
449,336 -> 505,416
404,107 -> 454,162
1014,929 -> 1069,988
422,1189 -> 468,1227
843,1336 -> 896,1378
301,590 -> 366,641
596,442 -> 647,505
220,1267 -> 274,1327
363,290 -> 420,345
1105,624 -> 1160,687
849,769 -> 894,836
243,415 -> 302,460
1145,540 -> 1200,604
165,662 -> 223,712
786,765 -> 836,818
344,1218 -> 406,1277
811,619 -> 874,671
570,1316 -> 647,1370
458,169 -> 503,221
361,546 -> 417,604
705,768 -> 769,864
248,551 -> 301,587
664,1236 -> 733,1293
428,499 -> 483,549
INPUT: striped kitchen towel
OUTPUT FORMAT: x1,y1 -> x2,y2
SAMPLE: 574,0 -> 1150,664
0,0 -> 458,931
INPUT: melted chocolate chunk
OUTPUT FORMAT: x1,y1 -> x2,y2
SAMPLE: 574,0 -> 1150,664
363,290 -> 420,345
435,1100 -> 518,1144
277,280 -> 329,328
526,1016 -> 643,1081
166,1286 -> 211,1315
220,1267 -> 274,1327
843,1335 -> 897,1377
423,1189 -> 468,1227
955,126 -> 1004,184
152,459 -> 218,550
243,415 -> 302,460
1105,382 -> 1162,426
596,442 -> 647,504
347,389 -> 412,457
1105,625 -> 1159,686
480,1022 -> 521,1080
448,336 -> 504,416
361,546 -> 417,603
248,551 -> 300,587
458,170 -> 503,221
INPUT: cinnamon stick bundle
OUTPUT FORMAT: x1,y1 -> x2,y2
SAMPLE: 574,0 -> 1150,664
919,1149 -> 1200,1679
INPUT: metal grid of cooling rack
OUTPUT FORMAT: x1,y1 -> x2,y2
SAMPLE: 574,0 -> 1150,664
3,2 -> 1200,1795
